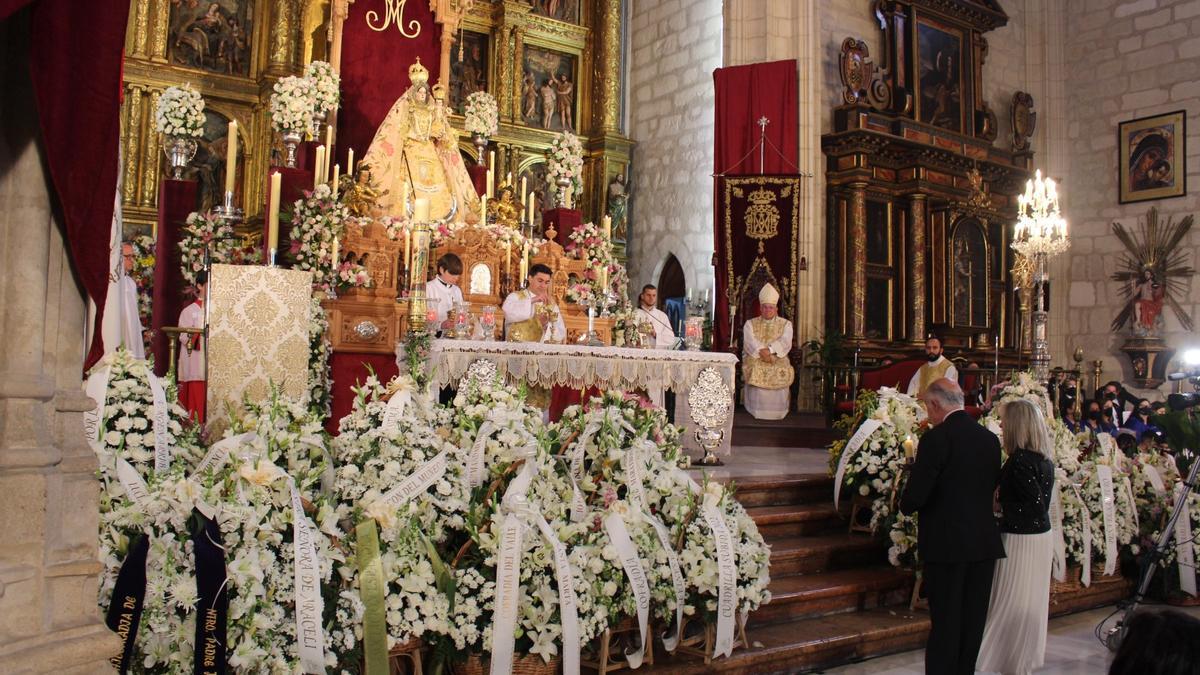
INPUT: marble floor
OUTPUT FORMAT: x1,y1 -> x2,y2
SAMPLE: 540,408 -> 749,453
816,604 -> 1200,674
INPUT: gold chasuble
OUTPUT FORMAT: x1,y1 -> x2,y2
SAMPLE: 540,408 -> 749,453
742,317 -> 795,389
915,358 -> 954,395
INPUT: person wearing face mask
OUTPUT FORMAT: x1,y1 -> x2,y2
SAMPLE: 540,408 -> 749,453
1122,398 -> 1161,442
1082,400 -> 1117,435
907,335 -> 958,396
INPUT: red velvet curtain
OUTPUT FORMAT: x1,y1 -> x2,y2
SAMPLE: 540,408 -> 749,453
335,2 -> 442,168
712,59 -> 798,351
2,0 -> 130,371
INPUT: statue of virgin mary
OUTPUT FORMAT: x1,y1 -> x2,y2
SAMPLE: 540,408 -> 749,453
360,59 -> 480,223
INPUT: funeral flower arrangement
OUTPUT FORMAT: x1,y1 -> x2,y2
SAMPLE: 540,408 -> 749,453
288,184 -> 350,290
308,296 -> 332,420
128,234 -> 157,352
305,60 -> 341,115
547,131 -> 584,203
828,388 -> 925,567
271,75 -> 317,135
178,211 -> 261,292
155,85 -> 206,137
464,91 -> 499,137
1077,449 -> 1139,572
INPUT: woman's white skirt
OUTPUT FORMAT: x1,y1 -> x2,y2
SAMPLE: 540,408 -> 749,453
976,530 -> 1053,675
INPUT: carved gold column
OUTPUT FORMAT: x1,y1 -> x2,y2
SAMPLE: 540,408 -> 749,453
268,0 -> 299,76
150,0 -> 170,62
907,193 -> 927,343
848,182 -> 867,339
594,0 -> 623,134
128,0 -> 150,58
497,24 -> 515,121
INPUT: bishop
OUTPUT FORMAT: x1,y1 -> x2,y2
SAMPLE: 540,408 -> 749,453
742,283 -> 794,420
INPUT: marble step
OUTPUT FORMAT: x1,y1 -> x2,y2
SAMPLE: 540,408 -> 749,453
747,502 -> 845,538
766,533 -> 887,576
750,567 -> 915,626
726,474 -> 833,509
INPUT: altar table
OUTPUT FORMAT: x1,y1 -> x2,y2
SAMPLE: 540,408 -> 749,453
400,339 -> 739,457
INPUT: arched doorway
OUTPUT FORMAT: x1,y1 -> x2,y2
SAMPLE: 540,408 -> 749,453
657,253 -> 687,335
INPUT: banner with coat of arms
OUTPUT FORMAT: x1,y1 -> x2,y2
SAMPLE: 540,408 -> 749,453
714,175 -> 802,351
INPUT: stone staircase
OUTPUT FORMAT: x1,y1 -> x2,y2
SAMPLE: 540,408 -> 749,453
647,473 -> 928,674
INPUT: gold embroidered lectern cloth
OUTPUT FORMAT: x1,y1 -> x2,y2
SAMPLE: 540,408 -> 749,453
401,340 -> 739,457
206,264 -> 313,431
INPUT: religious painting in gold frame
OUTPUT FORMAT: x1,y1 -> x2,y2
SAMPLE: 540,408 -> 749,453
1119,110 -> 1187,204
949,218 -> 990,330
181,110 -> 244,213
522,45 -> 578,132
529,0 -> 581,24
168,0 -> 256,77
450,30 -> 490,114
913,14 -> 965,134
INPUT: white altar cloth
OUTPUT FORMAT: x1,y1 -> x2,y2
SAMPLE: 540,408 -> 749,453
401,339 -> 739,457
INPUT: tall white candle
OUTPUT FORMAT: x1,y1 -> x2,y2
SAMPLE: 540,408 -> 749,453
324,124 -> 333,180
331,163 -> 340,199
314,145 -> 326,188
224,120 -> 238,194
347,148 -> 355,176
331,236 -> 339,269
520,176 -> 527,204
413,197 -> 430,222
488,150 -> 495,171
267,171 -> 281,255
486,169 -> 494,198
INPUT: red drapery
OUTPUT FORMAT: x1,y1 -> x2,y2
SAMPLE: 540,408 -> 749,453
2,0 -> 130,370
328,352 -> 399,434
151,179 -> 199,376
712,59 -> 798,351
335,1 -> 442,169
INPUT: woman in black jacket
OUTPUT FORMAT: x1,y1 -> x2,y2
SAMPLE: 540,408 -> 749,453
976,398 -> 1057,675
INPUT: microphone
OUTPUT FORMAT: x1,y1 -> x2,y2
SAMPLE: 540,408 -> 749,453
1167,371 -> 1197,381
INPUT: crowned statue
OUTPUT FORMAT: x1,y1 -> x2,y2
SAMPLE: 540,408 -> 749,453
360,59 -> 481,223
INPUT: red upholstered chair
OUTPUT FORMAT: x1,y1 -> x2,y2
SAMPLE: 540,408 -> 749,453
832,358 -> 925,416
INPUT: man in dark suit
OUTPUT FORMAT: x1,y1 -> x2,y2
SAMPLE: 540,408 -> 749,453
900,378 -> 1005,675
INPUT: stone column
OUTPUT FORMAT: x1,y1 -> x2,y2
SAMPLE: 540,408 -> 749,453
907,194 -> 927,343
848,183 -> 868,339
0,21 -> 119,672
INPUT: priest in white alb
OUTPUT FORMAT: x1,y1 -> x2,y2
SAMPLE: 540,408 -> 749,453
502,263 -> 565,344
906,335 -> 958,396
635,284 -> 676,348
742,283 -> 794,420
426,253 -> 464,336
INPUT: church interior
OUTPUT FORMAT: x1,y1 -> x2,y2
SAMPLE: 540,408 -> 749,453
1,0 -> 1199,673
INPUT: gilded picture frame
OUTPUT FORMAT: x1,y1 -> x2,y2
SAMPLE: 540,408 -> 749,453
913,15 -> 965,134
1119,110 -> 1187,204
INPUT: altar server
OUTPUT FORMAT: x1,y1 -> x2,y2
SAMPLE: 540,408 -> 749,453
502,263 -> 565,343
426,253 -> 465,333
177,271 -> 207,423
636,284 -> 676,348
907,335 -> 959,396
742,283 -> 794,420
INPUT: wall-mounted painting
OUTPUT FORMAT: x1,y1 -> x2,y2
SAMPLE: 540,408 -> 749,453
529,0 -> 580,23
170,110 -> 241,214
521,46 -> 577,132
169,1 -> 255,77
915,17 -> 964,134
950,219 -> 989,328
450,31 -> 489,114
1119,110 -> 1187,203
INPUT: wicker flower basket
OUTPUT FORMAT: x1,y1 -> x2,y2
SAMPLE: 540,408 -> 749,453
1050,565 -> 1083,595
453,653 -> 561,675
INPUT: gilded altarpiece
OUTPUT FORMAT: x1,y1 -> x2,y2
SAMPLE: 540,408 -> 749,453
822,0 -> 1032,363
121,0 -> 634,255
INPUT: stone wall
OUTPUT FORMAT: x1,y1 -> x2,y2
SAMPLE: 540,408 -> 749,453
626,0 -> 723,299
0,17 -> 118,673
1062,0 -> 1200,395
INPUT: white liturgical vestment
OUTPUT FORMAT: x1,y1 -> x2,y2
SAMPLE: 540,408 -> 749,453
636,306 -> 676,348
502,290 -> 566,343
117,275 -> 145,358
425,276 -> 465,326
906,355 -> 959,396
742,316 -> 794,420
177,302 -> 205,382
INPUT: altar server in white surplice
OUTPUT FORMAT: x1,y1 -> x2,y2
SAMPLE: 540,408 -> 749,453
502,263 -> 565,343
635,284 -> 676,348
177,270 -> 207,423
742,283 -> 794,420
426,253 -> 465,334
116,242 -> 145,358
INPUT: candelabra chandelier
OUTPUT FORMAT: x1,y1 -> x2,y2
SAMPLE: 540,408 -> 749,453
1011,170 -> 1070,381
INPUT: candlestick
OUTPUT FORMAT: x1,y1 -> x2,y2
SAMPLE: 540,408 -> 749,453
347,148 -> 355,176
224,120 -> 238,195
267,171 -> 281,260
314,145 -> 326,188
331,163 -> 340,199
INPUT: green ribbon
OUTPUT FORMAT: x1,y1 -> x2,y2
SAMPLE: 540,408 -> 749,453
357,520 -> 389,675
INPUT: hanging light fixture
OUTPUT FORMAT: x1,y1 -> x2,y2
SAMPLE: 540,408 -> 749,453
1011,170 -> 1070,381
